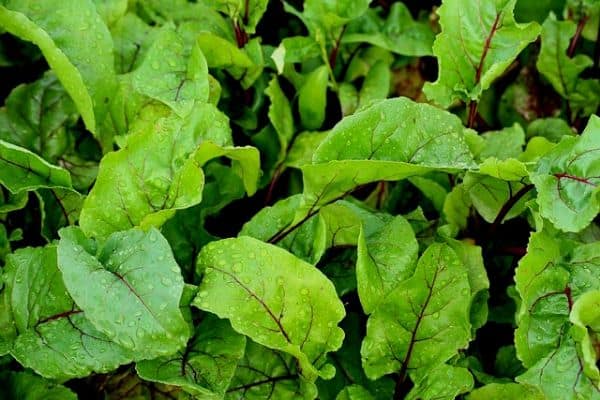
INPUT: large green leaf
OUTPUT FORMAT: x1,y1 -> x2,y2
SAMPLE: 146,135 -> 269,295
3,245 -> 134,380
531,115 -> 600,232
466,382 -> 545,399
424,0 -> 541,107
0,0 -> 117,145
57,227 -> 190,359
0,72 -> 77,162
517,337 -> 600,400
361,243 -> 472,380
343,3 -> 435,56
537,14 -> 600,116
225,340 -> 318,399
136,314 -> 246,398
193,236 -> 345,380
356,215 -> 418,314
0,140 -> 72,193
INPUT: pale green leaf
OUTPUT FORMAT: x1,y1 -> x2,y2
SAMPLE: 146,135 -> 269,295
298,65 -> 329,130
466,382 -> 545,400
406,364 -> 474,400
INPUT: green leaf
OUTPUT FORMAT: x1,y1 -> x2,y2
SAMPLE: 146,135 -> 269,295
443,184 -> 472,230
424,0 -> 541,107
4,245 -> 134,380
531,115 -> 600,232
196,32 -> 253,69
569,290 -> 600,383
0,371 -> 77,400
285,131 -> 329,169
463,172 -> 531,223
361,243 -> 472,380
514,230 -> 569,367
136,314 -> 246,398
478,124 -> 526,161
240,195 -> 327,263
298,65 -> 329,130
193,236 -> 345,380
132,26 -> 209,116
343,2 -> 435,56
406,364 -> 474,400
299,0 -> 371,31
111,13 -> 159,74
92,0 -> 127,27
466,382 -> 545,400
356,215 -> 418,314
537,13 -> 600,117
271,36 -> 321,74
0,0 -> 117,144
57,226 -> 190,358
336,385 -> 375,400
36,188 -> 84,240
317,313 -> 395,400
266,76 -> 294,163
0,140 -> 72,193
79,103 -> 233,239
357,61 -> 390,110
225,339 -> 318,399
0,72 -> 77,162
517,337 -> 600,400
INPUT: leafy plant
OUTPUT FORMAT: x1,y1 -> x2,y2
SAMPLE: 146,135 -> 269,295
0,0 -> 599,399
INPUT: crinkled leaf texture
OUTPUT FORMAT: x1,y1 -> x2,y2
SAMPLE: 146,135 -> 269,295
79,102 -> 259,239
193,236 -> 346,380
57,226 -> 190,359
531,115 -> 600,232
0,0 -> 117,146
424,0 -> 541,107
361,243 -> 472,380
2,245 -> 134,380
136,314 -> 246,398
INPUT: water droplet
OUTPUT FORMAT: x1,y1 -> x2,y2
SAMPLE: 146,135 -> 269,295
432,312 -> 440,320
149,233 -> 157,242
159,303 -> 167,310
161,277 -> 172,286
73,246 -> 80,252
300,288 -> 309,296
232,263 -> 242,273
151,61 -> 160,70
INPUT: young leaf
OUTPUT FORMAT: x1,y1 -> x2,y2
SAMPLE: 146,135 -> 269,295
0,0 -> 117,145
406,364 -> 474,400
357,60 -> 390,110
531,115 -> 600,232
57,226 -> 190,358
225,340 -> 318,399
424,0 -> 541,107
569,290 -> 600,383
196,32 -> 253,69
343,2 -> 435,56
537,14 -> 600,116
193,236 -> 345,380
132,26 -> 209,117
361,243 -> 472,380
136,314 -> 246,398
336,385 -> 375,400
4,245 -> 134,380
298,65 -> 329,130
79,103 -> 232,239
0,140 -> 72,193
356,215 -> 418,314
265,76 -> 294,163
271,37 -> 321,74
